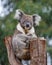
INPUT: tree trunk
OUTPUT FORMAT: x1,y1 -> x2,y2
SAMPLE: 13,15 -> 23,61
4,36 -> 22,65
4,36 -> 46,65
30,38 -> 46,65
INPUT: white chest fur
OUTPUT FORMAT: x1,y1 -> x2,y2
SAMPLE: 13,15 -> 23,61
16,23 -> 34,34
16,23 -> 37,37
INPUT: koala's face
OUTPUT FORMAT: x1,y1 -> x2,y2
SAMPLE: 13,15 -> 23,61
14,9 -> 41,31
20,15 -> 33,30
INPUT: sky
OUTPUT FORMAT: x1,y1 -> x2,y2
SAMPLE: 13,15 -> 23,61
0,0 -> 13,17
0,0 -> 5,17
47,53 -> 51,65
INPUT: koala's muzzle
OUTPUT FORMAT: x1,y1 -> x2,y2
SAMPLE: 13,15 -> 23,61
25,22 -> 32,30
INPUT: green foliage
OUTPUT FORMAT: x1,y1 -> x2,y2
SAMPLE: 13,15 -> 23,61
0,0 -> 52,64
0,28 -> 9,65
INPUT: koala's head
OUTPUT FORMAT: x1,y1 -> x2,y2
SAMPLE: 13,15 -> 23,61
14,9 -> 41,31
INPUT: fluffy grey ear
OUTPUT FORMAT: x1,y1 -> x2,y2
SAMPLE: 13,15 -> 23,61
14,9 -> 24,20
33,14 -> 41,26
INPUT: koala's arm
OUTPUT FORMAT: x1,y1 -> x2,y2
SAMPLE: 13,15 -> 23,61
16,34 -> 32,40
27,33 -> 37,39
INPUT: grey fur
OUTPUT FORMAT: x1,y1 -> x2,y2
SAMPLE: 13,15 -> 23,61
12,9 -> 41,65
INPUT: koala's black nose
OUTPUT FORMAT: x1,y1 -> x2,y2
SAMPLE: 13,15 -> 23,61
26,24 -> 29,27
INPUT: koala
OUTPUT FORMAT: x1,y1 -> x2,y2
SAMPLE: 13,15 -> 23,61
12,9 -> 41,65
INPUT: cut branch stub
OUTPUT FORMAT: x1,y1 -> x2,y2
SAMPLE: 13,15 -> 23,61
30,38 -> 47,65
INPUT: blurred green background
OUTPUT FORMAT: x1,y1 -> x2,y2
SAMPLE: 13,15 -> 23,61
0,0 -> 52,65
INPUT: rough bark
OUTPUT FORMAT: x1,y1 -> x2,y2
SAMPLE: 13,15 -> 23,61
30,38 -> 47,65
4,36 -> 46,65
4,36 -> 22,65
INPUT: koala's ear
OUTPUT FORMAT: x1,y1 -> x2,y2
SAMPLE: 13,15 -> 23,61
33,14 -> 41,26
14,9 -> 24,20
